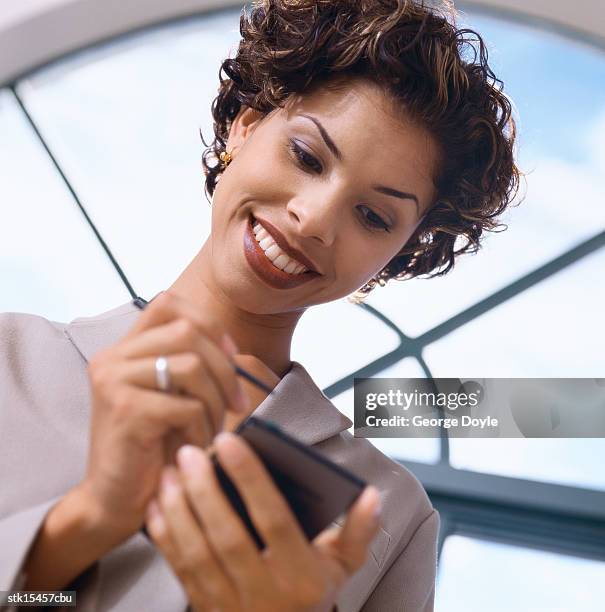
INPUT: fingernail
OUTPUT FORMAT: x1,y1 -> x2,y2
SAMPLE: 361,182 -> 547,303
221,333 -> 238,357
214,431 -> 235,446
146,499 -> 161,521
161,468 -> 179,495
373,501 -> 382,522
177,444 -> 199,473
366,487 -> 382,521
146,499 -> 165,532
215,431 -> 246,464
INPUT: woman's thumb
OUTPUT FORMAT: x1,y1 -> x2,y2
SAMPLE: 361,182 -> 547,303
329,486 -> 382,575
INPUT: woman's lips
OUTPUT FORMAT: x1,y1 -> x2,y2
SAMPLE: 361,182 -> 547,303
243,214 -> 320,290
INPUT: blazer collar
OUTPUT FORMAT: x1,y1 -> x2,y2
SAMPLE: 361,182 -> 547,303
64,298 -> 352,446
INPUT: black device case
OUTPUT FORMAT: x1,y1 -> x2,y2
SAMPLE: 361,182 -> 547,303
212,416 -> 366,549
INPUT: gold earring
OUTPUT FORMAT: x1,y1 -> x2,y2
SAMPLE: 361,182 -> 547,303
219,149 -> 233,169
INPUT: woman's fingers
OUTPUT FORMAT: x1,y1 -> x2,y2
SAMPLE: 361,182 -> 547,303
149,467 -> 238,610
163,420 -> 209,465
125,290 -> 222,346
208,434 -> 318,587
120,318 -> 249,417
118,354 -> 225,437
175,444 -> 269,597
145,498 -> 211,609
82,289 -> 246,537
314,485 -> 382,577
111,387 -> 213,449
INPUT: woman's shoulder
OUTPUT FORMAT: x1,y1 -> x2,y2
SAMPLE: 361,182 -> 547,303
0,308 -> 69,346
0,300 -> 142,427
0,300 -> 138,370
317,429 -> 435,540
281,361 -> 435,534
0,309 -> 75,386
0,302 -> 142,513
0,309 -> 104,516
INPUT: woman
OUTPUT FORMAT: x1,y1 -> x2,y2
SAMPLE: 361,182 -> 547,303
0,0 -> 519,610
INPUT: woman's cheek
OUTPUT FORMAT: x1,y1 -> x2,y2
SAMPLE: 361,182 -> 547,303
335,262 -> 377,297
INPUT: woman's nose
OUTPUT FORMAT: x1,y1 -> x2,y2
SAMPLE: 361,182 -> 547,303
286,193 -> 341,247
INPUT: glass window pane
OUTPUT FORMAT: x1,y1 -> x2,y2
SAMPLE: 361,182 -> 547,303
363,13 -> 605,337
423,248 -> 604,378
0,89 -> 129,320
424,248 -> 605,489
15,11 -> 243,301
437,535 -> 605,612
331,358 -> 441,463
449,438 -> 605,491
291,300 -> 400,390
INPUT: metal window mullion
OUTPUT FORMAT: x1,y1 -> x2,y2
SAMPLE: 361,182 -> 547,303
10,86 -> 140,300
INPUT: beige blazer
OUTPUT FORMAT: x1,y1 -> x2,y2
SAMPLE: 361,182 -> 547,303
0,300 -> 439,611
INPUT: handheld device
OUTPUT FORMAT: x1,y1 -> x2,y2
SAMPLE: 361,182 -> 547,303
213,416 -> 367,549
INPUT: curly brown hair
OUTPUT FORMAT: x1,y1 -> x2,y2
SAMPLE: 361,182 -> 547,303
200,0 -> 521,299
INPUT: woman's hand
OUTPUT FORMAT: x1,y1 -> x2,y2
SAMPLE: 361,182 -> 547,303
223,354 -> 282,432
145,433 -> 382,612
80,290 -> 249,542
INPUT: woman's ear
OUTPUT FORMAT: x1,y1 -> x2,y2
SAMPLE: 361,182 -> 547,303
226,106 -> 266,152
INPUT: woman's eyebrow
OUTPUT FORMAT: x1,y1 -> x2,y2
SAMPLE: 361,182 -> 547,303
300,113 -> 343,161
372,185 -> 420,214
300,113 -> 420,212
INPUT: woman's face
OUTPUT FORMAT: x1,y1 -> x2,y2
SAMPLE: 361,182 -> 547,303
209,77 -> 439,314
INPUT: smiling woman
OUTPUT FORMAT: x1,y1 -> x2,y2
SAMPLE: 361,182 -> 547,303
202,0 -> 520,304
203,78 -> 443,324
0,1 -> 519,611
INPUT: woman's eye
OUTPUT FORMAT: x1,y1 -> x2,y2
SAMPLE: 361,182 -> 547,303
288,139 -> 391,234
288,140 -> 323,173
358,205 -> 392,233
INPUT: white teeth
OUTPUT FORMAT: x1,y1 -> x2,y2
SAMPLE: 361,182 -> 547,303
283,260 -> 298,274
254,224 -> 266,238
259,236 -> 273,250
252,219 -> 309,274
273,254 -> 291,270
264,244 -> 281,260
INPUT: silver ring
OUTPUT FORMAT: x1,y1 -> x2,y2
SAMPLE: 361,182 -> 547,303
155,356 -> 172,392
